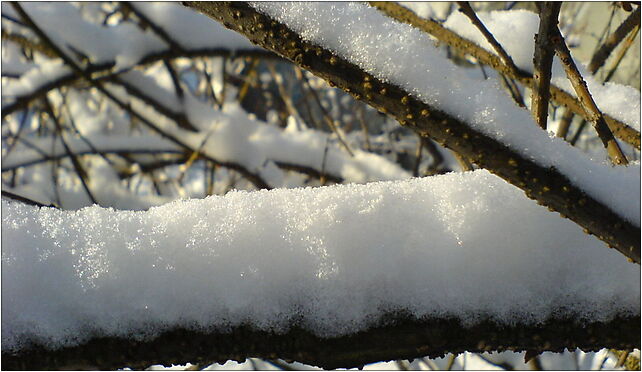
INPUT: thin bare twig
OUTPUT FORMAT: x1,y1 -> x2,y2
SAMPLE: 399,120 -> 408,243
531,2 -> 562,130
395,360 -> 411,370
1,32 -> 277,119
422,137 -> 450,174
555,109 -> 575,139
43,96 -> 98,205
588,6 -> 641,74
298,70 -> 355,156
293,66 -> 323,130
237,57 -> 260,103
456,2 -> 525,109
570,119 -> 588,146
1,189 -> 58,208
355,104 -> 372,151
265,61 -> 305,125
163,59 -> 185,101
616,350 -> 631,368
3,105 -> 30,157
604,24 -> 640,83
445,354 -> 457,370
122,2 -> 186,54
456,2 -> 519,74
413,134 -> 423,177
499,74 -> 526,108
265,359 -> 298,370
201,58 -> 223,108
60,90 -> 116,167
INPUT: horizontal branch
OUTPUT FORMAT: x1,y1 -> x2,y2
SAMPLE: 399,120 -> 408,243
368,2 -> 641,150
185,2 -> 640,263
3,315 -> 638,370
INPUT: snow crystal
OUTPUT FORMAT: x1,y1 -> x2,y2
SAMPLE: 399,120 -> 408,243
2,170 -> 639,351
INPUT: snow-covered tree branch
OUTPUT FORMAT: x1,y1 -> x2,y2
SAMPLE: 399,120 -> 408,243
186,1 -> 639,262
369,2 -> 641,150
2,2 -> 640,370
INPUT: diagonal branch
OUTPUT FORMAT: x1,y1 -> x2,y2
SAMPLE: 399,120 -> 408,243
121,2 -> 187,55
368,2 -> 641,150
1,189 -> 58,208
531,2 -> 562,130
604,23 -> 640,83
185,2 -> 640,263
451,2 -> 527,109
456,2 -> 519,74
43,96 -> 98,205
550,27 -> 629,165
588,6 -> 641,74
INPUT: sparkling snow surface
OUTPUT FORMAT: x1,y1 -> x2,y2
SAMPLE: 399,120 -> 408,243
2,170 -> 639,351
249,2 -> 640,225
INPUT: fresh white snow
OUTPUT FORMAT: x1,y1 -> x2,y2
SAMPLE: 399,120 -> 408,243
2,170 -> 639,352
249,2 -> 641,225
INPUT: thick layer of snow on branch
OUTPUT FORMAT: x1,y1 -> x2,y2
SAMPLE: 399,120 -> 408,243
250,2 -> 640,225
440,8 -> 641,131
2,170 -> 639,352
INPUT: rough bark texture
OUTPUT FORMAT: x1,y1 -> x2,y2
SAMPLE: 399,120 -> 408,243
184,2 -> 640,262
3,315 -> 639,370
531,2 -> 561,130
369,1 -> 641,150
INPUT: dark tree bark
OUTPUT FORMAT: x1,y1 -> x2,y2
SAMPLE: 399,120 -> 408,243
531,2 -> 561,130
3,315 -> 639,370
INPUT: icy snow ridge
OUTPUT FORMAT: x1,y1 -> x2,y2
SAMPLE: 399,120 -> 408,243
2,170 -> 639,351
